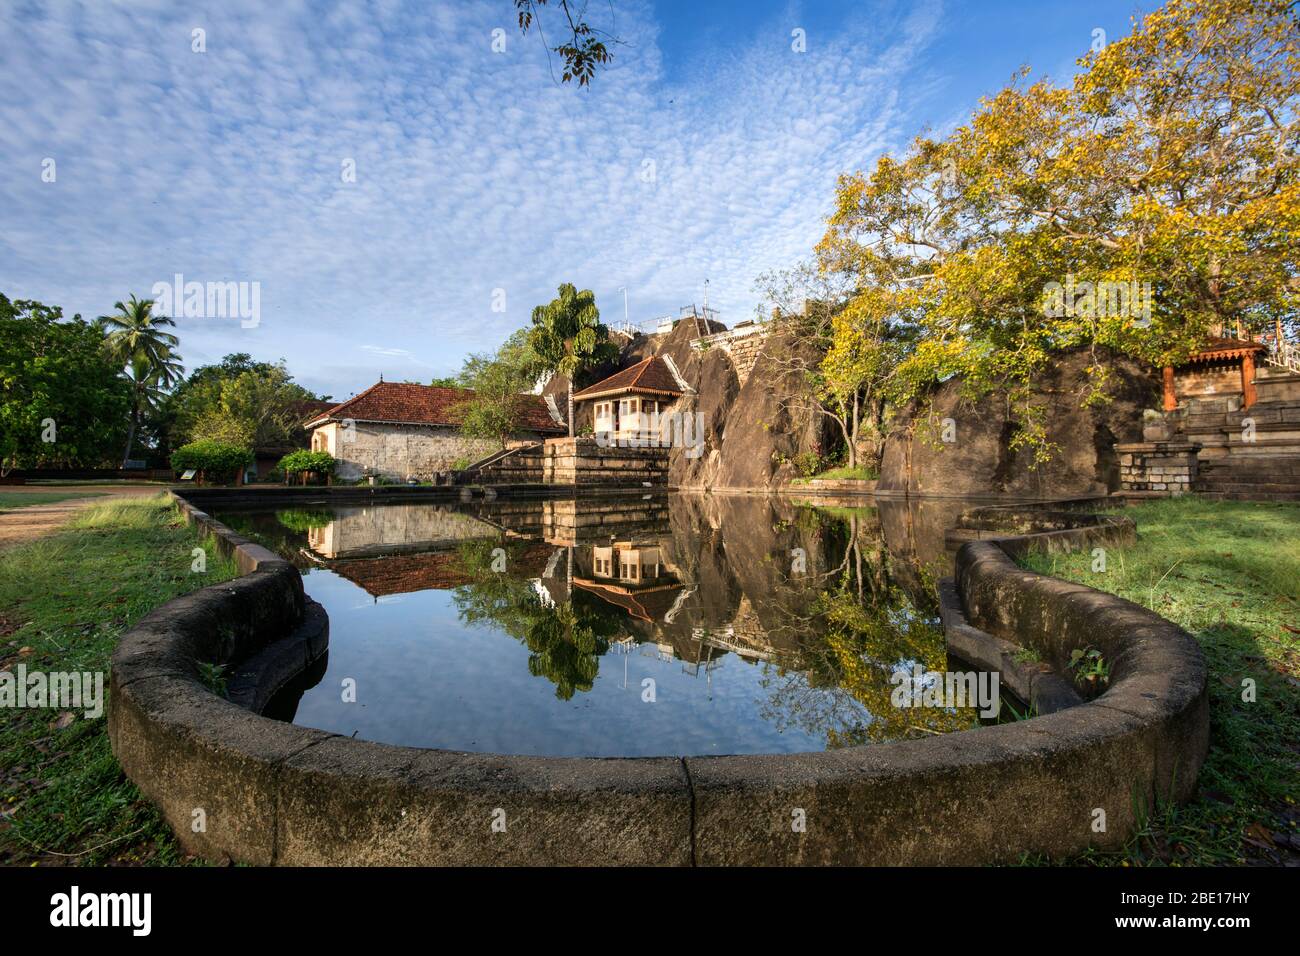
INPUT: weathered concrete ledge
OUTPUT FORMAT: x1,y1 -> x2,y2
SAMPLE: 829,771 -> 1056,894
108,491 -> 1208,865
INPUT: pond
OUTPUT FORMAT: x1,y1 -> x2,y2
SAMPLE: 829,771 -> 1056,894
211,493 -> 992,757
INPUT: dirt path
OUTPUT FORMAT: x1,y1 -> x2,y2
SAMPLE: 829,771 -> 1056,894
0,485 -> 165,551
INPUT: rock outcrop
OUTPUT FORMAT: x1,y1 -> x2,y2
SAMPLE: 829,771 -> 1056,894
876,348 -> 1159,499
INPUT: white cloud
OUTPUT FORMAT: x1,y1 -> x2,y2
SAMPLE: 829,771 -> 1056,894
0,0 -> 942,396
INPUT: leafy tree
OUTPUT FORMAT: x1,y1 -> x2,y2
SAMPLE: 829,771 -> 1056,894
527,283 -> 617,436
98,295 -> 183,467
453,329 -> 541,448
0,294 -> 131,474
167,354 -> 321,452
170,440 -> 253,484
820,0 -> 1299,460
758,264 -> 919,469
428,376 -> 460,388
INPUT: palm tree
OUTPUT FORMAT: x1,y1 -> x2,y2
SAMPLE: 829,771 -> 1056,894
527,283 -> 616,436
99,295 -> 183,467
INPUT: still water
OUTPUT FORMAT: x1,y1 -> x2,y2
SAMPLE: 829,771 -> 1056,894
213,493 -> 987,757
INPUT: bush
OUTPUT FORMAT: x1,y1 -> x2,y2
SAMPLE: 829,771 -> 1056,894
275,508 -> 335,533
170,440 -> 253,484
792,452 -> 822,478
278,450 -> 336,482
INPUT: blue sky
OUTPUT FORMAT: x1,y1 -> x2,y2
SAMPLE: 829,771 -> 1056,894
0,0 -> 1152,401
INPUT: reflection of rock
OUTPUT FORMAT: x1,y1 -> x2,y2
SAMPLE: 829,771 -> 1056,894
878,348 -> 1157,498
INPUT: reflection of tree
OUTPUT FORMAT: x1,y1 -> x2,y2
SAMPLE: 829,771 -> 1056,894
759,507 -> 979,745
451,541 -> 624,700
275,508 -> 334,533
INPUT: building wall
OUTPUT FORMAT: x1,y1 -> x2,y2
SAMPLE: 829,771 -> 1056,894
314,421 -> 508,481
690,324 -> 770,388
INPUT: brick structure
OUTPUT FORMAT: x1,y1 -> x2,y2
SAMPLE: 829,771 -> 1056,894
1116,441 -> 1199,495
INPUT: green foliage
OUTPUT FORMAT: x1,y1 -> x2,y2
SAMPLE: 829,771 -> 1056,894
275,508 -> 335,533
170,440 -> 253,483
792,452 -> 822,477
453,329 -> 541,447
0,494 -> 238,864
98,294 -> 184,467
165,353 -> 322,453
527,282 -> 617,435
0,294 -> 132,473
278,449 -> 336,477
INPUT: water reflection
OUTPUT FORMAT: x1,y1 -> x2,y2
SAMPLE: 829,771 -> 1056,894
213,494 -> 990,757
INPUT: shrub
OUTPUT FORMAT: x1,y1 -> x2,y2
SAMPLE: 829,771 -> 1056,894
792,451 -> 822,478
170,440 -> 253,484
276,508 -> 335,533
278,449 -> 336,482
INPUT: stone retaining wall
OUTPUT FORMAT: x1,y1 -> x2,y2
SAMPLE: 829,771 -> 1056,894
107,491 -> 1209,865
1116,441 -> 1199,494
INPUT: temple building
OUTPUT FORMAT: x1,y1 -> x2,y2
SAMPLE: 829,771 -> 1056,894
571,355 -> 687,441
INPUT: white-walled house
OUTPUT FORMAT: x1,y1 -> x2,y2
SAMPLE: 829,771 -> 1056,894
304,380 -> 565,482
572,356 -> 686,441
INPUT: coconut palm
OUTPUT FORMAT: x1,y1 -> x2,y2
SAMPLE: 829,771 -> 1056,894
99,295 -> 183,467
527,283 -> 616,436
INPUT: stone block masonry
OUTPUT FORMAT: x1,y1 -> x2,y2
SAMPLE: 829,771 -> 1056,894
1116,441 -> 1199,495
690,323 -> 770,388
540,437 -> 669,487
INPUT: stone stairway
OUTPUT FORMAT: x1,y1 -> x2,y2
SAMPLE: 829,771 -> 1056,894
1194,455 -> 1300,501
1178,397 -> 1300,500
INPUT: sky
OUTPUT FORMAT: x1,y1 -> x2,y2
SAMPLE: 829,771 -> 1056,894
0,0 -> 1154,401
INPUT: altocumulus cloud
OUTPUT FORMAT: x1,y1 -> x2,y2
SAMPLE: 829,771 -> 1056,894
0,0 -> 940,397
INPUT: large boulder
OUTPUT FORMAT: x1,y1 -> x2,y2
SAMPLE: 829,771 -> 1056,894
877,348 -> 1159,498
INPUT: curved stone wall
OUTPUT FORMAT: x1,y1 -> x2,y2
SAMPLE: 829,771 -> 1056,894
107,492 -> 1208,865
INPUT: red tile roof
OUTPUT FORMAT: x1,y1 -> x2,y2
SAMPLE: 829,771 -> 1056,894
305,381 -> 564,433
332,545 -> 554,598
572,356 -> 684,400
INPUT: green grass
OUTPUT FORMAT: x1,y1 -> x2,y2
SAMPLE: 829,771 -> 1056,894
0,491 -> 105,512
792,465 -> 880,484
0,494 -> 238,865
1021,497 -> 1300,866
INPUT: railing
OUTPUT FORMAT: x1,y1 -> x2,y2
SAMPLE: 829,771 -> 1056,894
1266,337 -> 1300,374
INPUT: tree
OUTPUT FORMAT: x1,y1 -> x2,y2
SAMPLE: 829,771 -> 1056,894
514,0 -> 619,86
757,264 -> 919,470
99,295 -> 183,467
820,0 -> 1299,460
453,330 -> 541,449
527,283 -> 617,436
167,354 -> 322,452
0,294 -> 130,474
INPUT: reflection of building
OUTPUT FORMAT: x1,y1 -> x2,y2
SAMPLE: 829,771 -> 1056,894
304,504 -> 501,559
575,540 -> 685,623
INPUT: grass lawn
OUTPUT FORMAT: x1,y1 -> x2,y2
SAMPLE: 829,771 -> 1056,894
0,494 -> 237,865
792,465 -> 880,483
1022,497 -> 1300,866
0,491 -> 105,512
